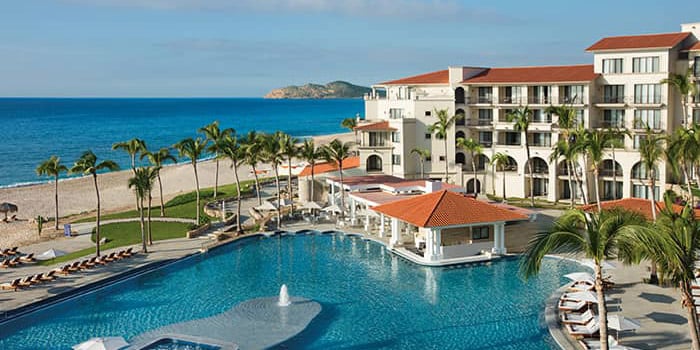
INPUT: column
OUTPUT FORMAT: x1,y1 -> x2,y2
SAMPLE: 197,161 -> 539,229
350,198 -> 357,225
330,183 -> 336,205
499,223 -> 507,254
364,205 -> 370,232
434,228 -> 442,260
379,214 -> 386,238
425,228 -> 434,261
390,218 -> 399,247
492,223 -> 501,254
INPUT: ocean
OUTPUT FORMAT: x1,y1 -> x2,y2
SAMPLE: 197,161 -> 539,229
0,98 -> 363,188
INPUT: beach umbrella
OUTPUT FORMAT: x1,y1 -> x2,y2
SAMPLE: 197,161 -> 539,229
37,249 -> 67,261
0,202 -> 18,220
301,201 -> 322,210
608,315 -> 641,340
563,291 -> 598,303
581,259 -> 616,271
564,272 -> 595,283
72,337 -> 129,350
322,204 -> 342,214
255,201 -> 278,211
356,209 -> 379,217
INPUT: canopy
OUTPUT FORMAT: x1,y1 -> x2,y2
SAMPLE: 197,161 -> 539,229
322,204 -> 342,214
581,259 -> 616,271
301,201 -> 322,210
608,315 -> 641,331
72,337 -> 129,350
356,209 -> 379,217
255,201 -> 278,211
0,202 -> 18,220
37,249 -> 67,261
564,272 -> 595,283
564,291 -> 598,303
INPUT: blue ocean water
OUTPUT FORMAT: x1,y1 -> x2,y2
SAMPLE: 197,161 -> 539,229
0,233 -> 581,349
0,98 -> 363,187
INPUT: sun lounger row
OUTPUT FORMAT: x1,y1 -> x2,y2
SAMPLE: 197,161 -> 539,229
0,247 -> 20,256
0,248 -> 134,292
0,253 -> 36,268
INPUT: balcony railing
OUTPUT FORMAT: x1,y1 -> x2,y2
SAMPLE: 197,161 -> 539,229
478,141 -> 492,147
599,121 -> 625,128
633,120 -> 661,129
468,119 -> 494,126
500,96 -> 522,104
633,96 -> 663,104
528,96 -> 552,104
473,96 -> 493,104
598,96 -> 626,104
600,169 -> 623,177
531,117 -> 553,124
559,96 -> 584,104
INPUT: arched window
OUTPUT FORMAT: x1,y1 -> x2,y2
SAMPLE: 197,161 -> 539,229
455,87 -> 465,104
601,159 -> 623,177
455,130 -> 466,141
455,108 -> 465,126
366,155 -> 382,172
526,157 -> 549,174
631,162 -> 658,180
455,152 -> 466,164
504,156 -> 518,172
477,154 -> 489,170
467,179 -> 481,193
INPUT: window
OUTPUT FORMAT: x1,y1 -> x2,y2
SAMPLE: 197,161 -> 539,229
632,56 -> 660,73
574,110 -> 584,127
602,58 -> 623,74
603,85 -> 624,103
392,154 -> 401,165
504,132 -> 520,146
634,110 -> 661,129
633,135 -> 645,150
425,111 -> 431,117
389,108 -> 404,119
439,156 -> 445,161
472,226 -> 489,240
532,110 -> 551,123
562,85 -> 584,103
478,109 -> 493,125
634,84 -> 661,104
368,132 -> 385,147
503,86 -> 523,103
478,87 -> 493,103
425,133 -> 432,139
391,131 -> 401,143
531,132 -> 551,147
455,109 -> 465,126
694,109 -> 700,124
603,109 -> 625,128
632,184 -> 660,200
694,57 -> 700,77
478,131 -> 492,146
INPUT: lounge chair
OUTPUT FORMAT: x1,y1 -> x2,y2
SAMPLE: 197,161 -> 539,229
78,259 -> 94,270
569,281 -> 595,292
17,276 -> 33,288
7,257 -> 22,267
566,318 -> 600,336
0,259 -> 11,268
67,261 -> 82,272
578,336 -> 618,349
0,278 -> 21,291
95,256 -> 109,265
40,271 -> 56,281
104,252 -> 118,262
561,309 -> 594,325
559,299 -> 587,311
8,247 -> 19,255
53,264 -> 71,275
119,248 -> 134,258
29,274 -> 43,284
19,253 -> 35,262
0,248 -> 11,256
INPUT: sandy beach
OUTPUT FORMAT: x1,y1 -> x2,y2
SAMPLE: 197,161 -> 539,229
0,132 -> 354,247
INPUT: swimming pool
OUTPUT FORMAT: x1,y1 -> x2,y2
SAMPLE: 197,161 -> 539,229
0,232 -> 580,349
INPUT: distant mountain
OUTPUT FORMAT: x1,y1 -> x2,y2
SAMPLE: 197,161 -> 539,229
264,81 -> 371,99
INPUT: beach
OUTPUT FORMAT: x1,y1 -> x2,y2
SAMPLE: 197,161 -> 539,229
0,132 -> 354,248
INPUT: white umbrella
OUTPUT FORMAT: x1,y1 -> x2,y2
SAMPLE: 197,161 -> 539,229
301,201 -> 322,210
356,209 -> 379,217
72,337 -> 129,350
581,259 -> 616,271
36,248 -> 67,261
255,201 -> 278,211
564,291 -> 598,303
608,315 -> 641,340
322,204 -> 342,214
564,272 -> 595,283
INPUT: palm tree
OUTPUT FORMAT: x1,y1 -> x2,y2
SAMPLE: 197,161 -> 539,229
506,106 -> 534,206
128,167 -> 155,252
140,147 -> 177,216
490,152 -> 510,203
173,137 -> 208,225
410,147 -> 431,179
143,166 -> 158,245
322,139 -> 352,217
661,67 -> 698,126
341,117 -> 358,144
222,134 -> 244,234
638,126 -> 664,284
299,139 -> 320,202
242,131 -> 264,205
520,209 -> 647,350
428,108 -> 462,183
582,130 -> 609,212
36,156 -> 68,230
199,121 -> 234,198
279,132 -> 299,212
604,128 -> 629,200
456,137 -> 483,194
112,138 -> 146,174
549,140 -> 576,209
260,132 -> 285,227
633,195 -> 700,349
69,151 -> 119,257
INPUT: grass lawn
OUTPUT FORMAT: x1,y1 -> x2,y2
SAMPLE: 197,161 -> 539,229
36,221 -> 190,266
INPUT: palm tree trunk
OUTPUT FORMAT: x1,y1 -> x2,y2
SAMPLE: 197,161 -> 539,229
682,281 -> 700,350
444,137 -> 449,183
54,175 -> 60,230
567,163 -> 575,209
93,174 -> 101,257
472,155 -> 477,194
594,169 -> 602,212
420,159 -> 424,179
233,160 -> 242,234
683,165 -> 694,206
492,164 -> 496,196
339,161 -> 345,217
525,139 -> 534,207
594,263 -> 610,350
287,157 -> 294,213
157,173 -> 165,217
310,163 -> 315,202
147,191 -> 153,245
274,164 -> 282,228
612,148 -> 618,199
502,169 -> 507,203
573,159 -> 588,204
648,171 -> 659,285
252,164 -> 262,205
214,158 -> 219,198
139,196 -> 147,253
193,162 -> 201,225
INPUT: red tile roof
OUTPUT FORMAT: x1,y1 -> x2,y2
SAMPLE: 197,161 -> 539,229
687,41 -> 700,51
379,69 -> 449,85
580,198 -> 700,220
327,174 -> 404,186
586,32 -> 691,51
462,65 -> 597,84
298,156 -> 360,177
372,190 -> 528,228
353,121 -> 397,132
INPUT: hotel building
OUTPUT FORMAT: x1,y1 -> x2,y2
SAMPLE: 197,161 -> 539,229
359,22 -> 700,202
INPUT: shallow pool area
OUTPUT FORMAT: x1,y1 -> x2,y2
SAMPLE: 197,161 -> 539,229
0,232 -> 581,349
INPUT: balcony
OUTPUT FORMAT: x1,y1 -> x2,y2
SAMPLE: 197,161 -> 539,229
559,96 -> 584,104
633,120 -> 661,130
600,169 -> 623,177
632,96 -> 664,105
598,120 -> 625,129
468,119 -> 494,127
478,141 -> 493,147
528,96 -> 552,104
499,96 -> 524,104
596,96 -> 626,104
469,96 -> 493,104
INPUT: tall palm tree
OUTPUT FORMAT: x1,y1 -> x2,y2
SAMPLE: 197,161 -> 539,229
199,121 -> 234,198
69,151 -> 119,257
604,128 -> 629,200
633,195 -> 700,349
490,152 -> 510,203
243,131 -> 264,205
569,127 -> 590,205
456,137 -> 483,194
280,132 -> 299,212
140,147 -> 177,216
260,132 -> 285,227
507,106 -> 534,206
322,139 -> 352,217
341,117 -> 358,144
222,134 -> 244,234
549,140 -> 576,209
428,108 -> 461,183
520,209 -> 647,350
661,67 -> 698,126
299,139 -> 320,202
410,147 -> 431,179
638,126 -> 664,284
143,166 -> 158,245
112,138 -> 146,174
36,156 -> 68,230
128,167 -> 155,252
173,137 -> 208,225
582,129 -> 609,212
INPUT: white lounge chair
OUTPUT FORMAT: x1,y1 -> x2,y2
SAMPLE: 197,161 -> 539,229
579,336 -> 617,349
559,299 -> 587,311
566,317 -> 600,336
562,309 -> 594,324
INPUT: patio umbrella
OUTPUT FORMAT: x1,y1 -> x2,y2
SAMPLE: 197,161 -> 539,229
563,291 -> 598,303
581,259 -> 616,271
301,201 -> 322,210
0,202 -> 18,220
564,272 -> 595,283
37,248 -> 67,261
608,315 -> 641,340
322,204 -> 342,214
255,201 -> 278,211
72,337 -> 129,350
356,209 -> 379,217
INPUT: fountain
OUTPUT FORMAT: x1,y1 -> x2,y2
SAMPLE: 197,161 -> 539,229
278,284 -> 291,307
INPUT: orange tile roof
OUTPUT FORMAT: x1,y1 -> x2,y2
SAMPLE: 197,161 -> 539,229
462,65 -> 597,84
297,156 -> 360,177
353,121 -> 397,131
580,198 -> 700,220
379,69 -> 449,85
586,32 -> 691,51
688,41 -> 700,51
327,174 -> 404,186
372,190 -> 528,228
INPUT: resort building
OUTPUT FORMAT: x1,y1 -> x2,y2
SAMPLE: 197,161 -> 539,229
360,22 -> 700,202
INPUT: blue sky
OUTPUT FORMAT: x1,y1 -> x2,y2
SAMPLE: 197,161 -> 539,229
0,0 -> 694,97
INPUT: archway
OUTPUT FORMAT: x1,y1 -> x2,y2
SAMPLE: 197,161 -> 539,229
366,155 -> 382,172
455,130 -> 466,141
455,87 -> 465,104
455,152 -> 466,164
455,108 -> 466,126
526,157 -> 549,175
467,178 -> 481,193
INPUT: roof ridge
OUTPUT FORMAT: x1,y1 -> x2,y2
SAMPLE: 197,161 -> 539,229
597,31 -> 689,39
486,64 -> 593,69
423,190 -> 449,227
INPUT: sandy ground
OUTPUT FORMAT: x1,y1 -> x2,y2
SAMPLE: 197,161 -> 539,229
0,132 -> 354,248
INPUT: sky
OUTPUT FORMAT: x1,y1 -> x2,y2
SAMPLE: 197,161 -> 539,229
0,0 -> 695,97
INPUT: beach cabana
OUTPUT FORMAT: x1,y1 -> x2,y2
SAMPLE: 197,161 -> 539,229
0,202 -> 18,220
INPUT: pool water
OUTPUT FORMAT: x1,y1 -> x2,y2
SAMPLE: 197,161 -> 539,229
0,233 -> 580,349
141,338 -> 221,350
